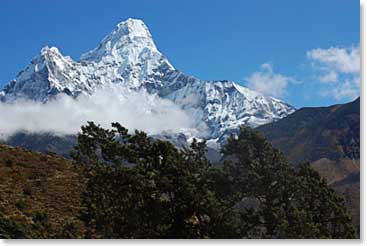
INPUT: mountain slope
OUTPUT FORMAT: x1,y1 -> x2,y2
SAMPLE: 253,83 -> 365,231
0,144 -> 86,238
2,132 -> 77,158
257,98 -> 360,229
333,171 -> 360,229
257,97 -> 360,164
0,18 -> 295,141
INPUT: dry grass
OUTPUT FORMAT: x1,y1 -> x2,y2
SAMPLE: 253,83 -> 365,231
0,144 -> 87,238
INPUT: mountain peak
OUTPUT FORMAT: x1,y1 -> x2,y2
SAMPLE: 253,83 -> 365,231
40,46 -> 61,55
115,18 -> 151,39
1,18 -> 295,140
30,46 -> 63,64
80,18 -> 157,61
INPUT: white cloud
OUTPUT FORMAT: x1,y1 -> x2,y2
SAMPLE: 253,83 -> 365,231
307,46 -> 360,100
319,71 -> 339,83
320,76 -> 360,100
0,86 -> 208,139
307,46 -> 360,74
245,63 -> 296,98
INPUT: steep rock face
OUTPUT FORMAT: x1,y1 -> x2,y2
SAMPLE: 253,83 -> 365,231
166,80 -> 294,138
1,47 -> 92,101
0,18 -> 295,140
79,18 -> 175,91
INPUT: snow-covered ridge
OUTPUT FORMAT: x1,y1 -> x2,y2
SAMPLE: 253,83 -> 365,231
0,18 -> 295,141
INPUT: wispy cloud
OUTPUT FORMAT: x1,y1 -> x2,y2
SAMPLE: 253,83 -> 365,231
307,46 -> 360,100
319,71 -> 339,83
245,63 -> 296,98
0,86 -> 207,139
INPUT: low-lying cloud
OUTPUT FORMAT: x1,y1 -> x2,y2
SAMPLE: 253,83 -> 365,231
0,86 -> 206,139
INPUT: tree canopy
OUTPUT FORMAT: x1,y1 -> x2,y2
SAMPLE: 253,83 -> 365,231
72,122 -> 355,239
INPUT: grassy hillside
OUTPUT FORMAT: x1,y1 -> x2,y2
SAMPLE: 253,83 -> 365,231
0,144 -> 86,238
333,171 -> 360,232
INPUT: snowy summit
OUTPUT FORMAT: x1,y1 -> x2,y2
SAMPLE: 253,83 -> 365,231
0,18 -> 295,142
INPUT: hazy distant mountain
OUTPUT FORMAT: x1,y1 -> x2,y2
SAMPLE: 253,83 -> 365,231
2,132 -> 77,158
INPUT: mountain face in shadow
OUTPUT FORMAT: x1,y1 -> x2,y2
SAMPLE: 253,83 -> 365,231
2,132 -> 77,158
257,97 -> 360,230
257,97 -> 359,165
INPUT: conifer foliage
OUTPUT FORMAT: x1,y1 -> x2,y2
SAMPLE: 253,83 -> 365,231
72,122 -> 355,239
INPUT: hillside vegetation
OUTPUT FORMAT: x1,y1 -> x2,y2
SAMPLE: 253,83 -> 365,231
0,144 -> 86,238
257,98 -> 360,230
0,123 -> 357,238
258,98 -> 359,164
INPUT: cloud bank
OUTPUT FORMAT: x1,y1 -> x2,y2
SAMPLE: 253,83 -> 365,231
245,63 -> 296,98
307,46 -> 360,100
0,86 -> 206,139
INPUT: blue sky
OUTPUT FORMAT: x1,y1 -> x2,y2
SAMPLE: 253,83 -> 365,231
0,0 -> 359,108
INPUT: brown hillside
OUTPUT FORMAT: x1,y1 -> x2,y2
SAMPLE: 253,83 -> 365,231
257,98 -> 360,233
0,144 -> 86,238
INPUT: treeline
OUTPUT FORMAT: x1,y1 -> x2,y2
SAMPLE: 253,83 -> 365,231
0,122 -> 356,238
74,122 -> 355,238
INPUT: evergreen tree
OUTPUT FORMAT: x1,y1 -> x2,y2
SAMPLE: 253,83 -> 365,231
73,122 -> 356,239
73,122 -> 239,238
222,126 -> 356,238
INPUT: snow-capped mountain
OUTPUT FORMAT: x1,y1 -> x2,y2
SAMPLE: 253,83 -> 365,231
1,19 -> 174,101
0,18 -> 295,141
